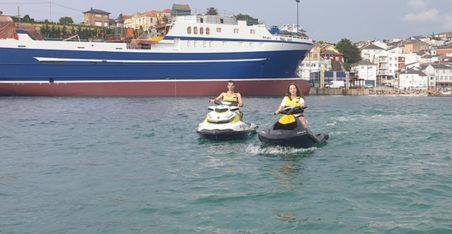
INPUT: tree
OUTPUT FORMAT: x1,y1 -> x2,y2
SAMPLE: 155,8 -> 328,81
55,27 -> 61,38
234,14 -> 259,26
336,38 -> 361,70
49,25 -> 57,38
61,25 -> 67,38
40,24 -> 50,38
22,14 -> 34,23
206,7 -> 218,15
59,16 -> 74,25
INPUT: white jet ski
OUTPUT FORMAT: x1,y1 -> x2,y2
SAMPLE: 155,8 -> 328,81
197,101 -> 257,140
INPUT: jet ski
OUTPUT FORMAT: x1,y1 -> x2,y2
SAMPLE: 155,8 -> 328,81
197,101 -> 257,140
258,106 -> 328,148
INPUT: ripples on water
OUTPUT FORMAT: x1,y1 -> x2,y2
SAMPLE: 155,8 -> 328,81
0,96 -> 451,233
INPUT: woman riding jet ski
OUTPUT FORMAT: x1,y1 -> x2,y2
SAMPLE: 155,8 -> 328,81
197,81 -> 257,140
258,84 -> 328,148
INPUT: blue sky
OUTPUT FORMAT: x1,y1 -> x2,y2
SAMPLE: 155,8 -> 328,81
1,0 -> 451,42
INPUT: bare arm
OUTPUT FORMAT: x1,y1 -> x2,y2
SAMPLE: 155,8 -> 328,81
275,97 -> 286,114
210,93 -> 224,103
299,98 -> 305,108
275,105 -> 284,115
237,93 -> 244,107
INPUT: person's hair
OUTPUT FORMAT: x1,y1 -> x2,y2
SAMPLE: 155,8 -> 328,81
227,80 -> 239,93
285,83 -> 301,100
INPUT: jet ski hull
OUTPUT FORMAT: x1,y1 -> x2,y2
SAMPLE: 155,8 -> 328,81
197,128 -> 257,141
197,104 -> 257,141
258,130 -> 328,148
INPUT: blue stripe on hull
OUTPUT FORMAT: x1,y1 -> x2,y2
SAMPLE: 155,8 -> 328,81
0,48 -> 308,81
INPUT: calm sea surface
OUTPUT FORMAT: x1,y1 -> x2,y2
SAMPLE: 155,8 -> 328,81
0,96 -> 451,233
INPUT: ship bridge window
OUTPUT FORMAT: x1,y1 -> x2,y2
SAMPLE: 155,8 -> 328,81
187,26 -> 192,34
206,27 -> 210,35
234,28 -> 239,34
193,27 -> 198,34
216,27 -> 222,33
250,29 -> 256,34
200,27 -> 204,35
220,18 -> 224,24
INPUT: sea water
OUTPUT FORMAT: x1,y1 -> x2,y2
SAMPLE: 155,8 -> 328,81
0,96 -> 451,233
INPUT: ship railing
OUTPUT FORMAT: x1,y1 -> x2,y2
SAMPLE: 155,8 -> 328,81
63,34 -> 81,42
278,34 -> 310,40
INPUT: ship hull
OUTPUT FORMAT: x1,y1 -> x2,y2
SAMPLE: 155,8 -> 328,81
0,44 -> 312,97
0,79 -> 310,97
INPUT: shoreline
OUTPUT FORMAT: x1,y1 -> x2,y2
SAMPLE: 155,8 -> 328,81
308,88 -> 451,97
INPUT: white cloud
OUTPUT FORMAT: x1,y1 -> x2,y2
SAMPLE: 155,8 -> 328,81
407,0 -> 428,9
404,8 -> 440,22
403,5 -> 452,30
442,15 -> 452,30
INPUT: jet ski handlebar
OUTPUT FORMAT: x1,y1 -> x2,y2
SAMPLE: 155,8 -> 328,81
208,105 -> 240,112
276,106 -> 307,115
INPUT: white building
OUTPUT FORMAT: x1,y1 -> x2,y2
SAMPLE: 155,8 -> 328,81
387,46 -> 403,77
351,60 -> 377,87
299,59 -> 331,80
373,40 -> 389,50
424,63 -> 452,90
419,54 -> 439,65
361,43 -> 424,86
361,44 -> 385,62
124,10 -> 171,30
399,70 -> 428,90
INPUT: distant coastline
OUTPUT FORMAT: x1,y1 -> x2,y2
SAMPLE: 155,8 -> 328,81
308,87 -> 451,97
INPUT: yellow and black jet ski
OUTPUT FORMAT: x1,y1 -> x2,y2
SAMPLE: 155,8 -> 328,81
258,106 -> 328,148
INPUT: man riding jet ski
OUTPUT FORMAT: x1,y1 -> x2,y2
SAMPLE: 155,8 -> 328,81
197,100 -> 257,140
258,84 -> 328,148
210,80 -> 244,108
197,81 -> 257,140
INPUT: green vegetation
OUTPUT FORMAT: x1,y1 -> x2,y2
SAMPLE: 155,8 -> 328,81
22,15 -> 34,23
234,14 -> 259,26
39,23 -> 116,40
12,14 -> 35,23
11,13 -> 135,41
336,38 -> 361,70
206,7 -> 218,15
59,17 -> 74,25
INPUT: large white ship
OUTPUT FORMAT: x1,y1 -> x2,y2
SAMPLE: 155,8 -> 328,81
0,14 -> 313,96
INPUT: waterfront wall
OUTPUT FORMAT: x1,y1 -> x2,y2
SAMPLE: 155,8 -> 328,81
307,87 -> 452,96
309,88 -> 369,96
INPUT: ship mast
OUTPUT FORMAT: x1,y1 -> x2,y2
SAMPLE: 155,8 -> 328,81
296,0 -> 300,32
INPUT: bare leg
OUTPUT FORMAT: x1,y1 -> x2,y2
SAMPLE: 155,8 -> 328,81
299,117 -> 308,129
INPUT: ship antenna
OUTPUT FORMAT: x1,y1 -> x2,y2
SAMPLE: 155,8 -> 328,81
295,0 -> 300,32
49,0 -> 52,22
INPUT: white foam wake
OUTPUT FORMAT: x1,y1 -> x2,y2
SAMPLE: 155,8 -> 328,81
246,144 -> 317,155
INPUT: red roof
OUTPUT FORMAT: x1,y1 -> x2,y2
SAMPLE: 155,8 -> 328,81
142,9 -> 171,16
